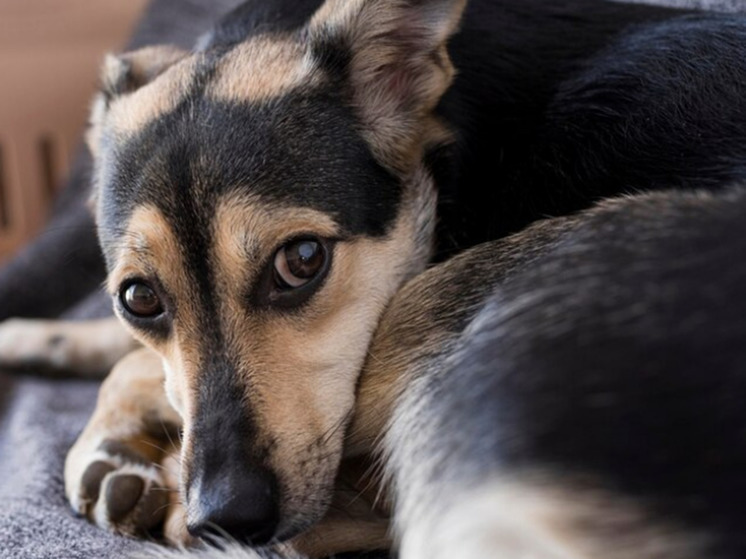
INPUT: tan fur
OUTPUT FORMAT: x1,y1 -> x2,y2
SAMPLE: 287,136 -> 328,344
64,348 -> 180,483
67,0 -> 471,550
346,217 -> 581,456
106,204 -> 195,335
345,210 -> 710,559
289,458 -> 390,557
211,194 -> 340,294
67,348 -> 389,556
103,46 -> 189,96
206,37 -> 321,103
106,204 -> 204,420
202,191 -> 428,529
97,53 -> 198,140
87,45 -> 188,158
292,512 -> 389,558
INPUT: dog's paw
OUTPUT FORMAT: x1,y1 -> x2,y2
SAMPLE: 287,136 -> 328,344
0,318 -> 73,371
67,438 -> 179,539
0,317 -> 137,376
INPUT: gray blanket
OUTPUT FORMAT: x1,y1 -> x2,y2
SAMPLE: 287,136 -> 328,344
0,0 -> 743,557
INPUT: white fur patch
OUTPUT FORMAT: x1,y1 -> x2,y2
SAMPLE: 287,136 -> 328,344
394,476 -> 709,559
128,542 -> 304,559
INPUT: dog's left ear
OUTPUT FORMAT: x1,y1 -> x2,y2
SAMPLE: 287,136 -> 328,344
307,0 -> 467,171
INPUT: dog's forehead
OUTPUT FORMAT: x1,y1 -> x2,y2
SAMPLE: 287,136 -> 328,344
98,40 -> 401,257
206,37 -> 321,103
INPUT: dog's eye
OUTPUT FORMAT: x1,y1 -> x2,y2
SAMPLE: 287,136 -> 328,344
273,239 -> 326,289
120,282 -> 163,318
252,237 -> 333,309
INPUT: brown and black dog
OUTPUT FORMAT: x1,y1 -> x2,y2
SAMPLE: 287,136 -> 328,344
1,0 -> 746,558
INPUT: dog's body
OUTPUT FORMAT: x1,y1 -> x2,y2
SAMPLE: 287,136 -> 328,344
1,0 -> 746,558
351,186 -> 746,559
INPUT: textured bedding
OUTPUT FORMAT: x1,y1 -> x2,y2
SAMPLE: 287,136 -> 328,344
0,0 -> 743,557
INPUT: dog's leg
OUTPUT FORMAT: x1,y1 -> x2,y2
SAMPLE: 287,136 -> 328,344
0,316 -> 138,377
290,457 -> 391,558
65,348 -> 189,543
291,497 -> 390,558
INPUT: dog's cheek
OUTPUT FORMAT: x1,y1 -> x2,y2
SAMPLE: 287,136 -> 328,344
162,359 -> 188,419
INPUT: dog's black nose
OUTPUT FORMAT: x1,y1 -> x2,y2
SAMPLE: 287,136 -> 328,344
187,467 -> 279,545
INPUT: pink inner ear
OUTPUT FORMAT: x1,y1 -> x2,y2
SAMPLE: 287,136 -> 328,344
385,65 -> 414,103
374,16 -> 443,105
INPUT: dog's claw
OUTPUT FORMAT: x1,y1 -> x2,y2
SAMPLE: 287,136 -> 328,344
79,460 -> 117,511
105,473 -> 146,522
104,472 -> 169,530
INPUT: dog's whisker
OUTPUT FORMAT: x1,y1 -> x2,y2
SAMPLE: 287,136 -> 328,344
150,501 -> 175,519
158,416 -> 181,452
319,409 -> 353,448
138,438 -> 170,455
149,486 -> 179,493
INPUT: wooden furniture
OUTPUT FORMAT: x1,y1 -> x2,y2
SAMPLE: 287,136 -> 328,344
0,0 -> 148,261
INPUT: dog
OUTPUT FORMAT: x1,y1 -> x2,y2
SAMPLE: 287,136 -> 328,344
1,0 -> 746,557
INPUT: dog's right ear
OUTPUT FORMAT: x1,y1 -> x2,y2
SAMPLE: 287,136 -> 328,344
306,0 -> 467,172
86,46 -> 187,216
86,45 -> 187,158
101,45 -> 188,102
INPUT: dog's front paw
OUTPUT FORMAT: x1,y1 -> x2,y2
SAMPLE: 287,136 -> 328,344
65,347 -> 191,544
67,437 -> 174,537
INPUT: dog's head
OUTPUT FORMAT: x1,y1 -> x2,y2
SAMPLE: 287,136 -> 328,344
89,0 -> 465,544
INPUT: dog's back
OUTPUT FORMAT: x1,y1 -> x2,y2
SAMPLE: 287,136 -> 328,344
379,186 -> 746,559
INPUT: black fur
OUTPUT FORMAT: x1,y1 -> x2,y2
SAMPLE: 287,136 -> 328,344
2,2 -> 746,553
91,2 -> 746,555
401,187 -> 746,557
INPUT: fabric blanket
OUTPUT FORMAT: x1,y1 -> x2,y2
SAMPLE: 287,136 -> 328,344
0,0 -> 743,557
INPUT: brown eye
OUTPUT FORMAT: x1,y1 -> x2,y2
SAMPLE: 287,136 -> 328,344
120,282 -> 163,318
274,239 -> 326,289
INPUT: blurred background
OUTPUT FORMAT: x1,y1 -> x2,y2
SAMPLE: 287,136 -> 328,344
0,0 -> 147,263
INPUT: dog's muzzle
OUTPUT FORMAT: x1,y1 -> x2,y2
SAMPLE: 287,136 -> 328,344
184,378 -> 281,545
186,459 -> 280,545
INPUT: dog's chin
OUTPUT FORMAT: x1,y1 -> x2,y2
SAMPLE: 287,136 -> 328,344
274,477 -> 338,542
